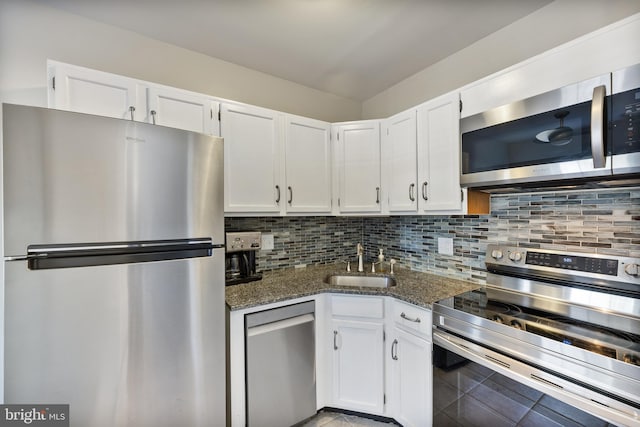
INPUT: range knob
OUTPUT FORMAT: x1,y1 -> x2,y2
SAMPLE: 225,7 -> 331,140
510,320 -> 523,330
509,252 -> 523,262
623,354 -> 639,366
624,263 -> 639,277
491,250 -> 503,260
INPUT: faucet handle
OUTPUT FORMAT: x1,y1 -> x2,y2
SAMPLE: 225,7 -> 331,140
389,259 -> 396,274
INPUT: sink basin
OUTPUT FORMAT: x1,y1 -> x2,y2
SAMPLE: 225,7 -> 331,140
324,274 -> 396,288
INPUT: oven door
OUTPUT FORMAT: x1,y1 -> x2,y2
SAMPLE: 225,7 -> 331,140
432,303 -> 640,427
461,74 -> 612,188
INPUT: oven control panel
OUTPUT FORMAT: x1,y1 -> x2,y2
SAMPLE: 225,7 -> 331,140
486,244 -> 640,287
525,252 -> 618,275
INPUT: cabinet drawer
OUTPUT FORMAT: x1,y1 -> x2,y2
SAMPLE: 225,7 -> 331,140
393,300 -> 432,338
331,295 -> 384,319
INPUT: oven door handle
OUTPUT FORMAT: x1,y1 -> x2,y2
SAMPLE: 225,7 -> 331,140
590,85 -> 607,169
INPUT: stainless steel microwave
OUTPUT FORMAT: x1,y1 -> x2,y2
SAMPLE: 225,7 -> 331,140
460,63 -> 640,189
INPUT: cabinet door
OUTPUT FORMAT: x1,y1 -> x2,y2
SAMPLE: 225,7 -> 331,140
221,103 -> 281,214
383,110 -> 418,213
417,92 -> 462,212
49,63 -> 144,121
147,87 -> 219,135
390,327 -> 433,427
284,116 -> 332,213
335,122 -> 381,213
331,319 -> 384,414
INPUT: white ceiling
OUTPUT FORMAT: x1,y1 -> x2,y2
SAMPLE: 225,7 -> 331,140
36,0 -> 553,101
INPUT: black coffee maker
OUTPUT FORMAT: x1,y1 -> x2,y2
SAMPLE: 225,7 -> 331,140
225,231 -> 262,285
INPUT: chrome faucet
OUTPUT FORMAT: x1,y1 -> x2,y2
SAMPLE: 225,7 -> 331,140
357,243 -> 364,272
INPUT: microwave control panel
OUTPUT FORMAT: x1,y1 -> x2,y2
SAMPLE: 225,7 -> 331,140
612,88 -> 640,152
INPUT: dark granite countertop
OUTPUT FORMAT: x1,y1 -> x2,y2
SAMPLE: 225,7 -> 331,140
225,264 -> 481,311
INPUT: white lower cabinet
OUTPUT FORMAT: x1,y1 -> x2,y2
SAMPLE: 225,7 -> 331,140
331,318 -> 385,414
389,327 -> 432,427
326,295 -> 433,425
388,299 -> 433,426
329,295 -> 385,414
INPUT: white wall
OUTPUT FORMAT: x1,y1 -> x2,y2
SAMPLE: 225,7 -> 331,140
362,0 -> 640,119
2,0 -> 640,123
0,0 -> 362,123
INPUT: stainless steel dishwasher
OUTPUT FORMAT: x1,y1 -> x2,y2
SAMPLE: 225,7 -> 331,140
245,300 -> 316,427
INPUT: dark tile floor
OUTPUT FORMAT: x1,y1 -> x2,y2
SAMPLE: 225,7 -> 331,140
303,361 -> 618,426
433,361 -> 617,427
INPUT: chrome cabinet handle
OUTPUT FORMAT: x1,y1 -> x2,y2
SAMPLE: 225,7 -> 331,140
150,110 -> 157,125
409,183 -> 415,202
400,312 -> 421,323
333,330 -> 338,350
129,106 -> 135,121
275,185 -> 281,203
391,339 -> 398,360
422,182 -> 428,201
590,85 -> 607,168
287,186 -> 293,205
376,187 -> 380,204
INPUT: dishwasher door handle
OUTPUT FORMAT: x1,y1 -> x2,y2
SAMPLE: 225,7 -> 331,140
246,313 -> 315,337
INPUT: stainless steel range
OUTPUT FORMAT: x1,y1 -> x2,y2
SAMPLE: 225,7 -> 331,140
433,244 -> 640,427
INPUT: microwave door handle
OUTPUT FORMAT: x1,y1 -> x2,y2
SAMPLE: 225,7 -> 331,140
590,85 -> 607,168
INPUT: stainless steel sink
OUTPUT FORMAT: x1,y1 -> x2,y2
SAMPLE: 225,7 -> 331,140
324,274 -> 396,288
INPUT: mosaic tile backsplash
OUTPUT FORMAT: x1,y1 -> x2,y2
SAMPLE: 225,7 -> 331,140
225,187 -> 640,284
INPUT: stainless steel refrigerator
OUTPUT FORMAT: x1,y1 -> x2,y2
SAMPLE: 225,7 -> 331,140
2,104 -> 226,427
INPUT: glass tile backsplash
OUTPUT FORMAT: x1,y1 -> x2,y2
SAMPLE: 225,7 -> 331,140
225,188 -> 640,283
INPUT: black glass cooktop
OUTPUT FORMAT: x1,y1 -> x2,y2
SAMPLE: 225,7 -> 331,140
451,288 -> 640,366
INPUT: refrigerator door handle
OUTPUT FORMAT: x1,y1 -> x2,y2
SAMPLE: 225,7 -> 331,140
4,253 -> 50,262
11,238 -> 224,270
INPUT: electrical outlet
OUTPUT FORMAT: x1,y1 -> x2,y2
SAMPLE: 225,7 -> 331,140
262,234 -> 274,251
438,237 -> 454,256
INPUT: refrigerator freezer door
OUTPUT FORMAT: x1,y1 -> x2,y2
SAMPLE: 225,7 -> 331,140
4,249 -> 226,427
2,104 -> 224,256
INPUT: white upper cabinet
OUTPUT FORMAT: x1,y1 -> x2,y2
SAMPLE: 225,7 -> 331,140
221,103 -> 282,214
284,115 -> 332,214
334,121 -> 382,214
48,61 -> 145,121
417,92 -> 463,212
147,87 -> 220,135
382,110 -> 418,214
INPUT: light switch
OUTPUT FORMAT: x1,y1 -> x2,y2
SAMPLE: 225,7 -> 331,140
438,237 -> 454,256
262,234 -> 274,251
